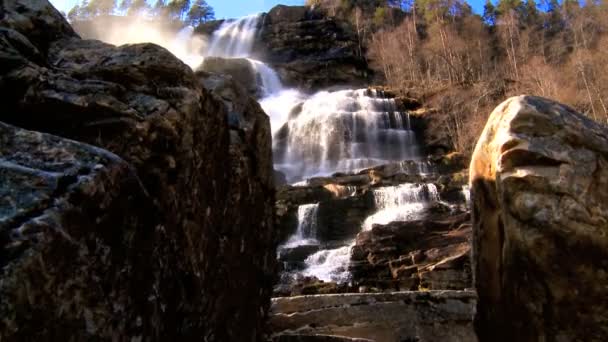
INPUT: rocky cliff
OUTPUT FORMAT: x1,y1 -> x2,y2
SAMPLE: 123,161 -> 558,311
0,0 -> 275,340
255,5 -> 370,90
470,96 -> 608,341
197,5 -> 371,91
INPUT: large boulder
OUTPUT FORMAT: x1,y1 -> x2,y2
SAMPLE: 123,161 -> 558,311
0,0 -> 275,340
197,57 -> 260,97
470,95 -> 608,341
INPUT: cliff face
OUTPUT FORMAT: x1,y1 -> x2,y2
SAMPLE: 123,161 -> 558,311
0,0 -> 275,340
256,5 -> 371,90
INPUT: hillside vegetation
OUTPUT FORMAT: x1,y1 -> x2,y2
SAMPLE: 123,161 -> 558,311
310,0 -> 608,154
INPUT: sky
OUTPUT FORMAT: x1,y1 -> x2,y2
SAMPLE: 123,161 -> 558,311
50,0 -> 306,19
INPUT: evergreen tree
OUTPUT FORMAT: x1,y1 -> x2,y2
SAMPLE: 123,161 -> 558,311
523,0 -> 539,25
127,0 -> 149,16
88,0 -> 117,15
496,0 -> 524,16
67,3 -> 82,21
167,0 -> 191,20
119,0 -> 132,12
186,0 -> 215,26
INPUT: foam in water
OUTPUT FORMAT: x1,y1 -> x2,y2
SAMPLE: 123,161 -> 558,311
363,183 -> 439,230
273,89 -> 420,183
206,14 -> 261,58
302,245 -> 352,283
283,203 -> 320,248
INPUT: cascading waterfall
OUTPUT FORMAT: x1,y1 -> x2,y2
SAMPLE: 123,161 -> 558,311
206,15 -> 261,58
300,183 -> 440,283
204,14 -> 285,99
283,203 -> 320,248
200,13 -> 435,286
363,183 -> 439,230
273,89 -> 420,183
302,246 -> 352,283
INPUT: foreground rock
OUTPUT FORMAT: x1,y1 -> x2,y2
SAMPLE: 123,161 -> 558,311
0,0 -> 275,340
269,291 -> 477,342
470,95 -> 608,341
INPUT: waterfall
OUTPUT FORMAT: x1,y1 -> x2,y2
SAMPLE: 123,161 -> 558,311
248,59 -> 283,97
283,203 -> 319,248
302,245 -> 352,283
363,183 -> 439,230
206,14 -> 261,58
273,89 -> 420,183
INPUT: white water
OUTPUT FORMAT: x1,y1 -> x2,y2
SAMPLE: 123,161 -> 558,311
273,89 -> 420,183
283,203 -> 320,248
206,14 -> 260,58
302,245 -> 352,283
363,183 -> 439,230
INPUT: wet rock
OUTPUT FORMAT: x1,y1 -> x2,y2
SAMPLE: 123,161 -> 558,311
350,211 -> 472,291
197,57 -> 260,97
0,1 -> 275,340
269,291 -> 478,342
470,95 -> 608,341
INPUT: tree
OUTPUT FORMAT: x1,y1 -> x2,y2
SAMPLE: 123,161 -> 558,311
153,0 -> 169,17
496,0 -> 523,16
67,4 -> 82,21
483,0 -> 497,25
87,0 -> 117,15
167,0 -> 191,20
127,0 -> 149,16
119,0 -> 132,12
186,0 -> 214,26
522,0 -> 539,26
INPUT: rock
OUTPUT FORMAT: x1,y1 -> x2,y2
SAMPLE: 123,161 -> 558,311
271,334 -> 374,342
269,291 -> 478,342
197,57 -> 260,97
0,1 -> 275,340
470,95 -> 608,341
254,6 -> 370,90
350,211 -> 472,291
0,122 -> 154,340
278,244 -> 321,264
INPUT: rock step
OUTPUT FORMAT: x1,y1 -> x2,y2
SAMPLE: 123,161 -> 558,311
271,334 -> 374,342
269,291 -> 477,342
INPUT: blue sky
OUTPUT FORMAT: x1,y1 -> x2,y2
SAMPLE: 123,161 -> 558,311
50,0 -> 306,18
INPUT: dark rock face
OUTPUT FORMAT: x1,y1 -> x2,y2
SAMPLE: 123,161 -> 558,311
0,121 -> 155,340
254,5 -> 370,90
0,0 -> 275,340
470,96 -> 608,341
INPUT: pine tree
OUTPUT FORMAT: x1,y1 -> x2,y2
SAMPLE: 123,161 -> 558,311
167,0 -> 191,20
186,0 -> 214,26
496,0 -> 524,17
127,0 -> 149,16
119,0 -> 132,12
88,0 -> 117,15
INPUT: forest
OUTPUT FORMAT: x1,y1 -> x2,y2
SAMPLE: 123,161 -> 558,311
312,0 -> 608,153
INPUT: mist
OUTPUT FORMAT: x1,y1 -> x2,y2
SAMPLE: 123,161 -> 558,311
74,16 -> 208,69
